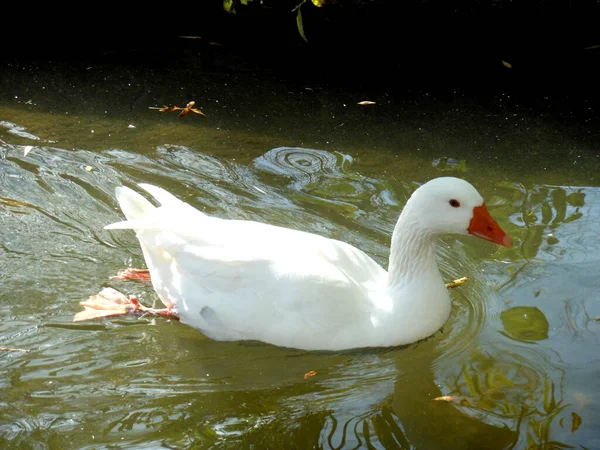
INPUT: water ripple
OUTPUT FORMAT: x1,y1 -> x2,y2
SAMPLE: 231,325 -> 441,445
1,127 -> 590,449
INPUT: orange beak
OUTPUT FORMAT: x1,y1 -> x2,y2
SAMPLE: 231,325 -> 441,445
468,203 -> 513,248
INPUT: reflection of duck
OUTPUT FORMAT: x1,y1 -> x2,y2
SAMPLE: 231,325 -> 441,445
80,177 -> 512,350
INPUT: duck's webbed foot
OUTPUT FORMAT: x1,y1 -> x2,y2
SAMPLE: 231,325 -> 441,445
110,268 -> 152,283
74,287 -> 179,322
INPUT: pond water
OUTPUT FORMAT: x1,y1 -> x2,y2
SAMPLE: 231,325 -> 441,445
1,50 -> 600,449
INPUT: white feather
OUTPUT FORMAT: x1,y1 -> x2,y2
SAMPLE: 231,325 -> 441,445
104,177 -> 508,350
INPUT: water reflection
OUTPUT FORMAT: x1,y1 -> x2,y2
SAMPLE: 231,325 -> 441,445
1,120 -> 598,448
495,182 -> 595,264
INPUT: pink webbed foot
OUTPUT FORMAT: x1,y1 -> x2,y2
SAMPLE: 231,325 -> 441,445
74,287 -> 179,322
110,268 -> 152,283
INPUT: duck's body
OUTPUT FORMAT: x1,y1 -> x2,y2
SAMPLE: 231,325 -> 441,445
102,177 -> 511,351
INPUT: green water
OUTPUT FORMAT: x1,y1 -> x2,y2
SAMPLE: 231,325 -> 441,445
1,56 -> 599,449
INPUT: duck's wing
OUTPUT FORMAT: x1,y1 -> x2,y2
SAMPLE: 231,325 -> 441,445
104,184 -> 387,340
134,219 -> 387,345
106,184 -> 384,286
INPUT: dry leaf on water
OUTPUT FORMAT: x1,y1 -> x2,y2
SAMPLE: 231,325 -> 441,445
1,347 -> 31,353
446,277 -> 469,289
149,101 -> 207,118
304,371 -> 317,380
433,396 -> 473,407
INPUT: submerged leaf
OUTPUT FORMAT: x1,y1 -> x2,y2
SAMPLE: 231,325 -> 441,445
0,197 -> 34,209
543,378 -> 557,414
489,369 -> 515,389
461,365 -> 478,396
571,412 -> 582,433
502,60 -> 513,69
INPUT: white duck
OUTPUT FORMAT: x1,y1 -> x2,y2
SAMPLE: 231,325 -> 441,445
83,177 -> 512,351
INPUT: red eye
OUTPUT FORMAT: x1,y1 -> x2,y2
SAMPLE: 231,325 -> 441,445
449,199 -> 460,208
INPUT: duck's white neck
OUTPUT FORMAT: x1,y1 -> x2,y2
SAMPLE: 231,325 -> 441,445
359,205 -> 451,348
387,206 -> 440,288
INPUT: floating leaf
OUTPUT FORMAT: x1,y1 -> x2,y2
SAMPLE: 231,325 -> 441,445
23,145 -> 33,156
357,101 -> 376,105
149,105 -> 179,113
571,412 -> 582,433
85,166 -> 93,172
149,101 -> 207,119
312,0 -> 326,6
445,276 -> 469,289
502,60 -> 513,69
501,306 -> 549,342
433,396 -> 473,406
0,197 -> 34,209
304,370 -> 317,379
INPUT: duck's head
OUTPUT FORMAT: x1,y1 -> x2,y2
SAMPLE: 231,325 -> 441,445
407,177 -> 513,247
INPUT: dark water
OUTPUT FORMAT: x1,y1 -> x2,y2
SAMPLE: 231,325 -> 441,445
1,53 -> 600,449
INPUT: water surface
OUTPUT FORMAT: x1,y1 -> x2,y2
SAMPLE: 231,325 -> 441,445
1,56 -> 600,449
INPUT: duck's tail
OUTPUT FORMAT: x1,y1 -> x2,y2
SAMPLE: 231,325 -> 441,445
114,185 -> 155,220
102,183 -> 194,312
104,183 -> 198,230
